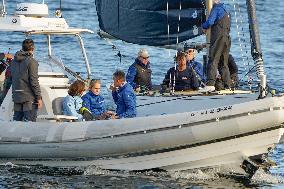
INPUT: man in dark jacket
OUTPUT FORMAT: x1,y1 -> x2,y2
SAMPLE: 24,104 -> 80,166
201,0 -> 231,92
163,51 -> 199,91
126,49 -> 152,92
111,70 -> 136,119
10,39 -> 42,122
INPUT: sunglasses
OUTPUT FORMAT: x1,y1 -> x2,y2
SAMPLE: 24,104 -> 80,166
141,56 -> 149,60
187,50 -> 194,53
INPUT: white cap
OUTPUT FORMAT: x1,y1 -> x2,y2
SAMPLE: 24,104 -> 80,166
138,49 -> 149,58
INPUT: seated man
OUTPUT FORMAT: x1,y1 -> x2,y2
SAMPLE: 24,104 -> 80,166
111,70 -> 136,119
162,51 -> 199,91
215,54 -> 239,90
126,48 -> 152,92
82,79 -> 114,120
184,46 -> 205,83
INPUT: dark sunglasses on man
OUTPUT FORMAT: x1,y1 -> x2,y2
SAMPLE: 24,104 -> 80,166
141,56 -> 149,60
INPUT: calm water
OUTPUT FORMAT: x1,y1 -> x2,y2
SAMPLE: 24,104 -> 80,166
0,0 -> 284,188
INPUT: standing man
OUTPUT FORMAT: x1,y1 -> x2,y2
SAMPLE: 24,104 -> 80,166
111,70 -> 136,119
202,0 -> 231,92
10,39 -> 42,122
126,48 -> 152,92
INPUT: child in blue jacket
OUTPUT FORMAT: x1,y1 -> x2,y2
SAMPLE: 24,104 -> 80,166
82,79 -> 114,120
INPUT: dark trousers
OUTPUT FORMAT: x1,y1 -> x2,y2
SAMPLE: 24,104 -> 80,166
207,36 -> 231,88
13,102 -> 38,122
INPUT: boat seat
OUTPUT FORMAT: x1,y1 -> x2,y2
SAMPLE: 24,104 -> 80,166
37,97 -> 78,122
52,97 -> 64,115
42,96 -> 78,122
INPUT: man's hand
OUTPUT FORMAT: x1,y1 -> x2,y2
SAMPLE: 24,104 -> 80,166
135,87 -> 141,93
202,29 -> 207,34
37,99 -> 43,109
109,83 -> 116,92
5,54 -> 13,60
106,111 -> 115,116
111,114 -> 119,119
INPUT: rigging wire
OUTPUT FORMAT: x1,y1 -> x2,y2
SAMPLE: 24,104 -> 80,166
232,0 -> 257,89
167,1 -> 173,91
171,0 -> 182,94
166,2 -> 171,57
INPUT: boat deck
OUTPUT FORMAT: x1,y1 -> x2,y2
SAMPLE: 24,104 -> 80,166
136,91 -> 259,117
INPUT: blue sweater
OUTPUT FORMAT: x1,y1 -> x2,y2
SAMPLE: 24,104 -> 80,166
82,91 -> 106,116
62,95 -> 83,121
112,82 -> 136,118
202,3 -> 229,29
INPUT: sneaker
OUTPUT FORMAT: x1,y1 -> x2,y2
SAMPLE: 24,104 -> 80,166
198,86 -> 216,93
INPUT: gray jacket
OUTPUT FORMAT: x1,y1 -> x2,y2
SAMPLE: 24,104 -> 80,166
10,50 -> 41,103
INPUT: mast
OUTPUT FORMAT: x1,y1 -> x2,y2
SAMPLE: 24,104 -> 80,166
246,0 -> 267,98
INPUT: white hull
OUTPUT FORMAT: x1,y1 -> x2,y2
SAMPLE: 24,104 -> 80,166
1,87 -> 284,172
1,128 -> 283,173
92,128 -> 284,171
0,3 -> 283,174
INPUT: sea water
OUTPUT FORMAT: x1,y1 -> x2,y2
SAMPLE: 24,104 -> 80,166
0,0 -> 284,188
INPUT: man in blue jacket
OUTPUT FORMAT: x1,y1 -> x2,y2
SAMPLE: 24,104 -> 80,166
201,0 -> 231,92
126,49 -> 152,92
111,70 -> 136,119
184,46 -> 205,84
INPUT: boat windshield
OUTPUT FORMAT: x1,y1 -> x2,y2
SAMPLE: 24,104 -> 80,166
38,56 -> 65,74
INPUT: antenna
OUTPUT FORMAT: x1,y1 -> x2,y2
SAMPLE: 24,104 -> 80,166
55,0 -> 63,18
1,0 -> 6,17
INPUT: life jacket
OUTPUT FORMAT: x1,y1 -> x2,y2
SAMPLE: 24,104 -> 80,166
134,62 -> 152,90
